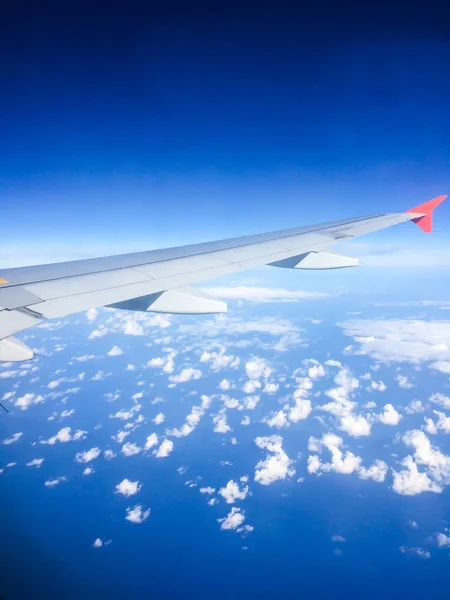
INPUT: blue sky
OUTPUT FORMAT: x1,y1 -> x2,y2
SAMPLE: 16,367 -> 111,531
1,3 -> 449,259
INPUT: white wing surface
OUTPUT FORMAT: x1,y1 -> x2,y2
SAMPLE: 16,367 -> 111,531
0,195 -> 446,361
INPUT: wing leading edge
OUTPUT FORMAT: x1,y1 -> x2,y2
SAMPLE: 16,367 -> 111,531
0,195 -> 446,361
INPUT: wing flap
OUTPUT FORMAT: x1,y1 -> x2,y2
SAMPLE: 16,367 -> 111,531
109,286 -> 227,314
0,336 -> 35,362
270,251 -> 360,270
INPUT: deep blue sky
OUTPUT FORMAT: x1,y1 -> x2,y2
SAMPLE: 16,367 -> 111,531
1,1 -> 449,252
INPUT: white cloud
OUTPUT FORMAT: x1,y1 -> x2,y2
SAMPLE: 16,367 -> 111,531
89,327 -> 108,340
75,447 -> 101,463
263,382 -> 279,394
325,359 -> 342,367
217,507 -> 246,530
405,400 -> 425,414
242,380 -> 261,394
245,357 -> 271,380
45,476 -> 67,487
203,286 -> 329,303
169,368 -> 202,383
240,395 -> 260,411
166,395 -> 212,438
402,429 -> 450,485
429,393 -> 450,410
14,393 -> 44,411
424,411 -> 450,435
92,370 -> 111,381
241,416 -> 251,426
144,433 -> 159,450
369,380 -> 387,392
41,426 -> 87,445
308,434 -> 361,476
86,308 -> 98,323
264,410 -> 290,429
112,430 -> 130,444
399,546 -> 430,559
116,478 -> 142,497
125,504 -> 150,524
200,349 -> 240,371
340,414 -> 372,437
392,456 -> 442,496
288,399 -> 312,423
154,439 -> 174,458
61,409 -> 75,418
83,467 -> 94,475
93,538 -> 103,548
153,413 -> 165,425
219,480 -> 249,504
109,403 -> 142,421
104,449 -> 117,460
436,533 -> 450,548
26,458 -> 44,468
338,319 -> 450,364
200,487 -> 215,495
122,442 -> 141,456
213,410 -> 231,434
72,354 -> 96,363
2,432 -> 23,445
0,370 -> 19,379
378,404 -> 402,426
219,379 -> 231,391
124,320 -> 144,336
308,364 -> 325,379
107,345 -> 123,357
430,361 -> 450,374
358,460 -> 389,483
319,368 -> 359,417
396,375 -> 414,389
254,435 -> 295,486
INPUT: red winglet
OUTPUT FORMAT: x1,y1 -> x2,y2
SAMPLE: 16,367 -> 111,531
405,195 -> 447,233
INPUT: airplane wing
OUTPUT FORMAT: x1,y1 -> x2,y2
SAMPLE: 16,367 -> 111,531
0,195 -> 446,361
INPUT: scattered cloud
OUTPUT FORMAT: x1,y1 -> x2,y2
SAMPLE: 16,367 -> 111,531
75,447 -> 101,464
217,507 -> 246,530
125,504 -> 150,524
14,393 -> 44,411
116,479 -> 142,497
254,435 -> 295,485
378,404 -> 402,426
41,427 -> 87,445
26,458 -> 44,468
219,480 -> 249,504
45,476 -> 67,487
338,319 -> 450,365
2,432 -> 23,445
107,345 -> 123,357
203,286 -> 329,303
154,439 -> 174,458
122,442 -> 141,456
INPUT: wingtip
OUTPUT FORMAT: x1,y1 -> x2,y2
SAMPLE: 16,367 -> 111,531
405,194 -> 447,233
